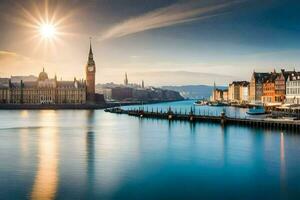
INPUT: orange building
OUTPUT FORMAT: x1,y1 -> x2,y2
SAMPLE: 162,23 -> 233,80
262,72 -> 280,104
274,69 -> 295,103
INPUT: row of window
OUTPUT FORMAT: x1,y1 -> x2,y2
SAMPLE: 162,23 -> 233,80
286,81 -> 300,87
286,88 -> 300,95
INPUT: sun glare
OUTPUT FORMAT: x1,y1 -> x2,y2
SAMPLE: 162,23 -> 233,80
40,24 -> 56,38
11,0 -> 77,52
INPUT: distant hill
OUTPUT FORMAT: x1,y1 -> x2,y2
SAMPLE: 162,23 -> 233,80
162,85 -> 227,99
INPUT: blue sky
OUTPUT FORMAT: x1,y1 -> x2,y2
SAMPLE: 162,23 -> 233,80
0,0 -> 300,86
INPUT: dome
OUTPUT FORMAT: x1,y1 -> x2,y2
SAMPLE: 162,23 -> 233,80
38,68 -> 48,81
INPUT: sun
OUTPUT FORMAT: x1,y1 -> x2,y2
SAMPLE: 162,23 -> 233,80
39,24 -> 56,38
11,0 -> 78,53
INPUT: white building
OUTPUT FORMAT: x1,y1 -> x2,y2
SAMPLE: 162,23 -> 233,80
240,84 -> 249,102
286,73 -> 300,104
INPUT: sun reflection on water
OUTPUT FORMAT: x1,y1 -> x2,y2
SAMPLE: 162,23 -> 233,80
31,111 -> 59,200
280,132 -> 286,191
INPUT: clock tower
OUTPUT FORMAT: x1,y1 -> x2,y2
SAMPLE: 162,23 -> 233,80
86,39 -> 96,103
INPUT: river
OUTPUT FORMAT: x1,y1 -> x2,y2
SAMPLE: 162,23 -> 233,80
0,100 -> 299,199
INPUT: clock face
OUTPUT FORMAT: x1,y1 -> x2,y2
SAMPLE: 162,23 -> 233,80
88,66 -> 94,72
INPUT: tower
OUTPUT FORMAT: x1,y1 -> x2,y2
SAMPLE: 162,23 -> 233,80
142,80 -> 144,88
86,38 -> 96,103
124,73 -> 128,86
213,81 -> 216,101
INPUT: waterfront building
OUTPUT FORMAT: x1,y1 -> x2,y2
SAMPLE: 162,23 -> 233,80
274,69 -> 295,103
211,82 -> 228,102
239,82 -> 250,103
262,72 -> 278,104
228,81 -> 248,103
286,72 -> 300,104
111,87 -> 134,100
228,82 -> 238,102
0,69 -> 86,104
0,78 -> 10,103
211,82 -> 217,101
133,88 -> 149,100
0,41 -> 97,105
249,71 -> 271,103
97,88 -> 113,100
261,69 -> 295,104
97,82 -> 183,102
223,89 -> 228,102
214,89 -> 224,101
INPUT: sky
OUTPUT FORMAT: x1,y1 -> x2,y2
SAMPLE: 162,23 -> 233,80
1,0 -> 300,86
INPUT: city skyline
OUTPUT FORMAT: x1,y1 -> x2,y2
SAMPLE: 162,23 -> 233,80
1,0 -> 300,86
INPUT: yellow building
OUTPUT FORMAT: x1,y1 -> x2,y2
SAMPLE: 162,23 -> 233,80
0,69 -> 86,104
0,41 -> 99,105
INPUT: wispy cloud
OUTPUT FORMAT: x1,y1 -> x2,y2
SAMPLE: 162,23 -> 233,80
99,0 -> 244,41
0,51 -> 43,77
0,51 -> 30,61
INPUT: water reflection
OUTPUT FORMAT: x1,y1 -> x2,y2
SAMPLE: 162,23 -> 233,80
221,126 -> 229,167
85,111 -> 96,195
86,131 -> 95,196
20,129 -> 30,159
280,132 -> 286,191
2,106 -> 300,199
31,111 -> 59,200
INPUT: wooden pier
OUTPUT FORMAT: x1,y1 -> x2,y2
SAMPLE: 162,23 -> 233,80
105,107 -> 300,131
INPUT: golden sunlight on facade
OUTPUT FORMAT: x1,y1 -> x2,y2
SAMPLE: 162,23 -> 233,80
0,41 -> 97,105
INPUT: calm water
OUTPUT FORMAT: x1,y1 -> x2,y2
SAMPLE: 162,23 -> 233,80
0,101 -> 300,200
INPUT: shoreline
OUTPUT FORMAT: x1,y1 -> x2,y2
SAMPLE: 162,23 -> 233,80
0,99 -> 184,110
105,107 -> 300,131
0,103 -> 109,110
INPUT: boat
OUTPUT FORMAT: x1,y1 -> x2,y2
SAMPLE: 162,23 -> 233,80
246,105 -> 266,115
210,101 -> 228,107
194,100 -> 208,106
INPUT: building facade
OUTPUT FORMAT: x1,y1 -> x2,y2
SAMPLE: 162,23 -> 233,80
274,69 -> 294,103
228,81 -> 245,102
239,82 -> 250,103
262,72 -> 278,104
0,41 -> 97,105
214,89 -> 224,101
228,82 -> 239,102
0,69 -> 86,104
223,90 -> 228,102
286,72 -> 300,104
111,87 -> 134,100
211,82 -> 228,102
249,72 -> 270,103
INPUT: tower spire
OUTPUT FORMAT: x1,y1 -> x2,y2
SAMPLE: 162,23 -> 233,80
124,72 -> 128,86
89,37 -> 93,54
88,37 -> 94,61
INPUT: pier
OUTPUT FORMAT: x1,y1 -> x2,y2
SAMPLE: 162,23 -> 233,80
105,107 -> 300,131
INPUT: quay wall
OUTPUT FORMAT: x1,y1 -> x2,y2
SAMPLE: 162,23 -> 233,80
106,108 -> 300,131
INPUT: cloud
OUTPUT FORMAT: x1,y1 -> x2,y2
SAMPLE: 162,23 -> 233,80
0,51 -> 24,60
0,51 -> 41,77
0,51 -> 35,63
99,0 -> 243,41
